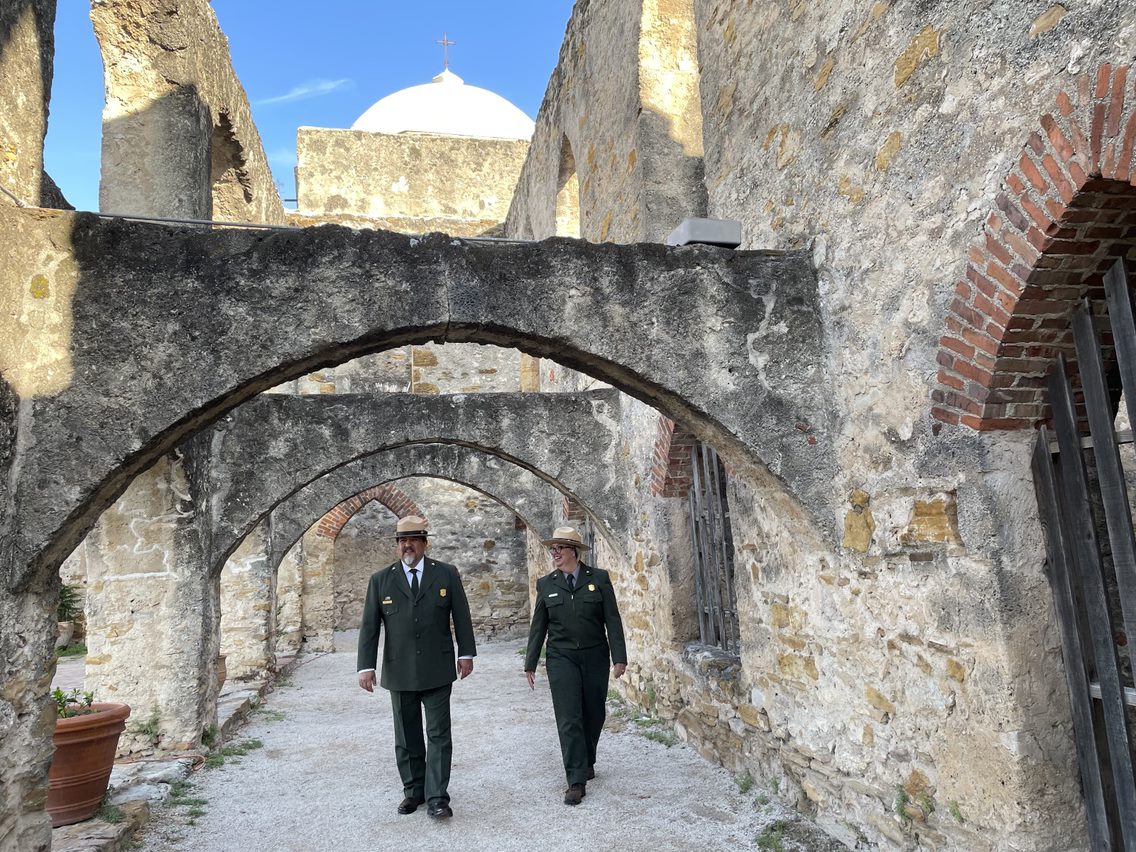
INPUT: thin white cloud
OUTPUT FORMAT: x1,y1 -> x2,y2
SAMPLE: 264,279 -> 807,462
255,78 -> 352,106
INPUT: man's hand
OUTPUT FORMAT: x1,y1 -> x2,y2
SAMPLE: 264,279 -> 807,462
613,663 -> 627,679
358,670 -> 376,692
526,671 -> 536,690
458,659 -> 474,679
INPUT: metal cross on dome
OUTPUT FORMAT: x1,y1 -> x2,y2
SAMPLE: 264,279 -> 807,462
435,32 -> 456,70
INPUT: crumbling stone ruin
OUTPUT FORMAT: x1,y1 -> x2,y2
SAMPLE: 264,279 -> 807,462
3,0 -> 1136,849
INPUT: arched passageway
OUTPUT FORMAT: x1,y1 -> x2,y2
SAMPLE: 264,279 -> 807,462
198,389 -> 630,572
3,209 -> 830,592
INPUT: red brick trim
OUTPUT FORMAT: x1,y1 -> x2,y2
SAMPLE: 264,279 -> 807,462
649,415 -> 697,497
562,496 -> 587,522
315,484 -> 424,540
932,63 -> 1136,431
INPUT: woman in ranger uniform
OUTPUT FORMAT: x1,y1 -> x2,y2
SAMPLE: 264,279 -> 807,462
524,526 -> 627,805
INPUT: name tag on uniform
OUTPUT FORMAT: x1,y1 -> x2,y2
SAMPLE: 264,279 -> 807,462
382,597 -> 393,605
548,592 -> 559,597
588,584 -> 596,591
440,588 -> 447,597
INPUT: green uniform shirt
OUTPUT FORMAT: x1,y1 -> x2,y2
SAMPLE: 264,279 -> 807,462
357,558 -> 476,692
524,563 -> 627,672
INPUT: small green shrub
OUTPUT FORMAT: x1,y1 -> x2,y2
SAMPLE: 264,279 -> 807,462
756,820 -> 787,850
96,800 -> 124,824
735,771 -> 755,794
52,687 -> 94,719
756,793 -> 769,806
894,785 -> 913,828
948,800 -> 964,823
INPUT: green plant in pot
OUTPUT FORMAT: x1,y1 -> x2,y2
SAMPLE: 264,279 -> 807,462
47,688 -> 131,827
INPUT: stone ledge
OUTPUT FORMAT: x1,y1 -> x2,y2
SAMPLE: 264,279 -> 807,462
51,800 -> 148,852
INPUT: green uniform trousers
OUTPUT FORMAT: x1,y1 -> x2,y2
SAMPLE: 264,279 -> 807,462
547,643 -> 610,786
390,683 -> 453,805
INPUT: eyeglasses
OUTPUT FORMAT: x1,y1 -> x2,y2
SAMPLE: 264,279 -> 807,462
549,545 -> 574,554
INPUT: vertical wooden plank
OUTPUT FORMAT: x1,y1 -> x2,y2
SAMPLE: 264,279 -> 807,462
1050,355 -> 1136,848
1072,303 -> 1136,657
1104,259 -> 1136,433
708,448 -> 736,651
691,452 -> 719,645
688,488 -> 708,645
699,444 -> 728,650
1033,430 -> 1113,849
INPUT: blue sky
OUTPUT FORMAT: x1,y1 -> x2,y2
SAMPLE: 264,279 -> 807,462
44,1 -> 575,212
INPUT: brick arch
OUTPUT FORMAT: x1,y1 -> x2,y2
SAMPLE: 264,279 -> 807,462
650,414 -> 697,497
932,63 -> 1136,430
314,483 -> 424,541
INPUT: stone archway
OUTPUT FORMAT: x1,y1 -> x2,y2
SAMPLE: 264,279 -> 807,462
3,209 -> 830,592
2,204 -> 828,848
199,390 -> 629,573
932,62 -> 1136,429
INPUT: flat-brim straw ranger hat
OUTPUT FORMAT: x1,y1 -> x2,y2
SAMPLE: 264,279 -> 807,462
542,526 -> 586,550
395,516 -> 431,538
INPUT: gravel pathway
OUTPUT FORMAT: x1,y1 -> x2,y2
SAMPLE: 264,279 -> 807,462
133,633 -> 842,852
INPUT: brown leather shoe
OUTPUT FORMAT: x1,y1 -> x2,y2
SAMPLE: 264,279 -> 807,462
397,796 -> 423,815
563,783 -> 586,805
586,766 -> 595,781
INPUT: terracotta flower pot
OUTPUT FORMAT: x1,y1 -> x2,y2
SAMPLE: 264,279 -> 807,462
47,703 -> 131,827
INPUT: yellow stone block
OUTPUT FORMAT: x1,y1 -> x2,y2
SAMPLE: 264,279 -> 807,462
1029,4 -> 1066,38
946,658 -> 967,682
894,25 -> 941,88
900,493 -> 962,545
411,347 -> 439,367
874,131 -> 903,172
865,685 -> 896,716
814,55 -> 835,91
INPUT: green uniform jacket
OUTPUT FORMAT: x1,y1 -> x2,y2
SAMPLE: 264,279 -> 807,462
524,564 -> 627,672
357,558 -> 476,692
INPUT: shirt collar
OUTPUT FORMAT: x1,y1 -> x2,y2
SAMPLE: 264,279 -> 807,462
402,556 -> 424,576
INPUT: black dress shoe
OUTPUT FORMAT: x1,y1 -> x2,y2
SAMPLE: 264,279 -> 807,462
427,802 -> 454,819
563,783 -> 586,805
586,766 -> 595,781
397,797 -> 423,815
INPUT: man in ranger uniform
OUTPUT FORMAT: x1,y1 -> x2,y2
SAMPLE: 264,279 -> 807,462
524,526 -> 627,805
358,515 -> 476,819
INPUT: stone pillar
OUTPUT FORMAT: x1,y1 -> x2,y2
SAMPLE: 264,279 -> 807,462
83,454 -> 216,753
220,520 -> 276,680
98,85 -> 212,219
520,354 -> 542,391
0,0 -> 55,208
299,527 -> 335,652
275,538 -> 304,657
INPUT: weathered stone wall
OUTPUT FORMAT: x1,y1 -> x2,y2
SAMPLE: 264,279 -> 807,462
296,128 -> 528,237
0,0 -> 54,208
220,522 -> 276,681
81,455 -> 219,756
275,538 -> 304,656
409,344 -> 523,395
92,0 -> 285,222
506,0 -> 704,243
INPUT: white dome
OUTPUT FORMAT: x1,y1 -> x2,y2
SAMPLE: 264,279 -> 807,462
351,69 -> 535,140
